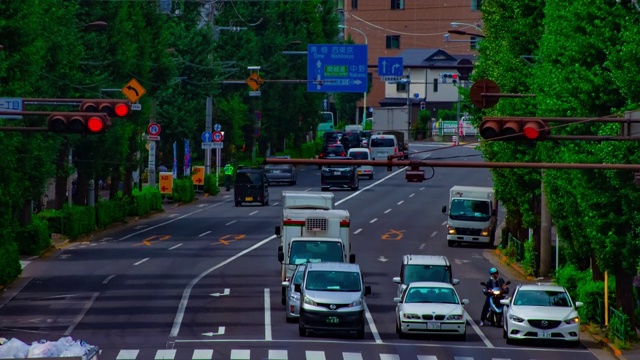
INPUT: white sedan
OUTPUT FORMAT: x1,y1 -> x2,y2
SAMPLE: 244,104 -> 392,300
394,281 -> 468,340
502,283 -> 583,346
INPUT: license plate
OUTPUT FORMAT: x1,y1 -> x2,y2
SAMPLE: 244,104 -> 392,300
427,322 -> 441,330
539,331 -> 551,338
357,170 -> 363,174
245,197 -> 253,201
333,171 -> 341,175
326,316 -> 339,324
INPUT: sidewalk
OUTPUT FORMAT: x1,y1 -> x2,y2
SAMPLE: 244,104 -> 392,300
484,223 -> 640,360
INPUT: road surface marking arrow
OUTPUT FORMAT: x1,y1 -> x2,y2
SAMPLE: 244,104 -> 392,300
209,288 -> 230,297
381,229 -> 405,240
378,256 -> 388,262
202,326 -> 225,336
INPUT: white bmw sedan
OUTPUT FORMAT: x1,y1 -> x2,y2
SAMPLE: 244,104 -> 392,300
394,281 -> 468,340
502,283 -> 583,346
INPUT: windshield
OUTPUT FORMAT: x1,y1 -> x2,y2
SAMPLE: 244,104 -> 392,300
403,265 -> 451,284
348,151 -> 369,160
305,270 -> 362,291
449,198 -> 491,221
235,172 -> 262,185
404,286 -> 459,304
289,241 -> 343,265
370,138 -> 395,147
514,290 -> 572,307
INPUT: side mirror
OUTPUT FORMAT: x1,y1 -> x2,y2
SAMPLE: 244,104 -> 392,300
393,297 -> 401,303
392,277 -> 401,284
441,205 -> 447,214
452,279 -> 460,286
294,284 -> 301,293
480,282 -> 487,286
364,285 -> 371,296
461,299 -> 469,305
349,254 -> 356,263
500,299 -> 510,306
275,226 -> 281,236
281,281 -> 290,288
575,301 -> 584,309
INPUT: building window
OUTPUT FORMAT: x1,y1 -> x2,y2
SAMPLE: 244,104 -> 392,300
470,36 -> 478,50
471,0 -> 483,11
386,35 -> 400,49
391,0 -> 405,10
396,82 -> 408,92
351,0 -> 358,10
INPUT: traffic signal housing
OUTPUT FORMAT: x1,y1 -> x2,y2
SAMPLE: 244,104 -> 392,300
440,73 -> 459,85
420,101 -> 426,110
478,117 -> 549,141
80,99 -> 131,118
47,112 -> 111,134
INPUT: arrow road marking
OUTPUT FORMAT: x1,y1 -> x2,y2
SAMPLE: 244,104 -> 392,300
201,326 -> 225,336
209,288 -> 230,297
378,256 -> 388,262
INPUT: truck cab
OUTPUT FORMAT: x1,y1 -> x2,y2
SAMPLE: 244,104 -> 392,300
442,186 -> 497,247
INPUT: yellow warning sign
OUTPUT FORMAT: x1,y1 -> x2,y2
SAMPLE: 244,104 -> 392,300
122,78 -> 147,103
245,72 -> 264,91
192,166 -> 205,186
159,172 -> 173,194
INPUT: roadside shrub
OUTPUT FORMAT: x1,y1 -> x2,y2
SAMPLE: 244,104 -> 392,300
127,187 -> 163,216
576,280 -> 605,323
522,237 -> 537,276
204,174 -> 219,195
62,205 -> 96,240
37,209 -> 65,235
96,197 -> 127,228
15,216 -> 51,255
555,264 -> 591,300
0,233 -> 21,285
173,178 -> 195,203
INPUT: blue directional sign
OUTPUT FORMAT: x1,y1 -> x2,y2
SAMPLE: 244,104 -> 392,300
378,57 -> 403,77
213,123 -> 222,132
201,131 -> 212,143
307,44 -> 368,93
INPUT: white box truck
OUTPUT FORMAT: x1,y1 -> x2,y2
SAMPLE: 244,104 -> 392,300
275,208 -> 355,304
282,191 -> 334,210
441,186 -> 498,247
372,107 -> 409,158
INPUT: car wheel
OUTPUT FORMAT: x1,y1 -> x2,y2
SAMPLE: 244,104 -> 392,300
568,340 -> 580,348
235,201 -> 241,207
368,174 -> 373,180
448,240 -> 455,247
321,187 -> 329,192
506,334 -> 515,345
298,323 -> 306,337
503,327 -> 507,339
457,331 -> 466,341
285,316 -> 297,324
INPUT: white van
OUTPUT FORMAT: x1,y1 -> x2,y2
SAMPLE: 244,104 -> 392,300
347,148 -> 374,179
369,134 -> 399,160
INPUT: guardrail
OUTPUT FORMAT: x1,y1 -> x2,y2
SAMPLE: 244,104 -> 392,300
609,307 -> 630,343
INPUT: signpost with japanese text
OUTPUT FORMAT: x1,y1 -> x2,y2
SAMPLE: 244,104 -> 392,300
306,44 -> 368,93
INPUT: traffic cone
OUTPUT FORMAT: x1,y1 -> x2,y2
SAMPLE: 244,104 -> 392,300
452,136 -> 458,146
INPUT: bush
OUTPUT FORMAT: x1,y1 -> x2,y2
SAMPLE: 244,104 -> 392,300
38,209 -> 66,235
172,178 -> 195,203
62,205 -> 96,240
522,237 -> 537,276
204,174 -> 219,195
127,187 -> 163,216
15,217 -> 51,255
96,197 -> 127,228
0,233 -> 21,286
555,264 -> 591,300
576,280 -> 606,323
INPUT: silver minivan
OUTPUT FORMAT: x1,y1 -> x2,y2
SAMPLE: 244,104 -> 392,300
296,262 -> 371,339
369,134 -> 399,160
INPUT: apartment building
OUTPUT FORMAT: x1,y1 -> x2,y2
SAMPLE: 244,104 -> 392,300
337,0 -> 482,119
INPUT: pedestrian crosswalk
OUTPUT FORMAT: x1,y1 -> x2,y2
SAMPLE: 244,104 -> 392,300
110,349 -> 547,360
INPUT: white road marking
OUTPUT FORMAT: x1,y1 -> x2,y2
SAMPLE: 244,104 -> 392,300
409,193 -> 415,197
64,292 -> 99,335
369,218 -> 378,223
364,302 -> 382,343
264,288 -> 272,341
19,261 -> 30,269
134,225 -> 148,229
268,349 -> 288,360
420,187 -> 425,190
354,228 -> 362,234
249,210 -> 258,216
116,350 -> 139,360
155,349 -> 176,359
230,349 -> 250,360
102,275 -> 116,284
417,356 -> 437,360
397,200 -> 404,205
441,221 -> 447,226
335,166 -> 409,206
199,231 -> 211,237
342,353 -> 363,360
454,357 -> 474,360
192,349 -> 213,360
272,202 -> 279,206
168,214 -> 180,218
419,243 -> 426,250
305,188 -> 312,192
169,244 -> 182,250
384,208 -> 392,214
305,351 -> 325,360
380,355 -> 400,360
134,258 -> 150,266
226,220 -> 237,225
465,309 -> 493,348
430,231 -> 437,237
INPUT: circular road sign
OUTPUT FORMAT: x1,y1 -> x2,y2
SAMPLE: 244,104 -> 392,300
147,123 -> 161,136
212,131 -> 224,142
470,79 -> 501,109
214,123 -> 222,132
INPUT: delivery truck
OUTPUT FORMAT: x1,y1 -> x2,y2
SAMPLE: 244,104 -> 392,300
441,186 -> 498,247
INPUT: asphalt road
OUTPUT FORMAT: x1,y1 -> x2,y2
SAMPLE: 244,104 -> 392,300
2,143 -> 612,360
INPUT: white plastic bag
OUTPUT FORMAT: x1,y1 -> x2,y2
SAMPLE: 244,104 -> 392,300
0,338 -> 30,359
59,343 -> 87,358
27,341 -> 62,358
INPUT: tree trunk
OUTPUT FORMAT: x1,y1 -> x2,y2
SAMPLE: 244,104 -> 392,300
74,170 -> 88,206
614,265 -> 637,331
592,257 -> 604,281
109,170 -> 121,200
122,132 -> 137,197
54,143 -> 69,210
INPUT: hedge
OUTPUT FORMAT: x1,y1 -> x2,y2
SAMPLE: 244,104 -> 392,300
204,174 -> 219,196
15,216 -> 51,256
172,178 -> 195,203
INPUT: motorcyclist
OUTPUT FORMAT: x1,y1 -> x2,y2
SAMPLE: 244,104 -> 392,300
479,267 -> 508,326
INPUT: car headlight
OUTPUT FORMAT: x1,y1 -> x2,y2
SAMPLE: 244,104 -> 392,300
446,314 -> 464,320
402,313 -> 420,320
492,290 -> 502,295
303,296 -> 317,306
564,316 -> 580,324
481,227 -> 490,236
447,225 -> 456,234
508,314 -> 525,323
349,299 -> 362,307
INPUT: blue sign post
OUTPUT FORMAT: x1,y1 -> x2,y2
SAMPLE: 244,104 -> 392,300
201,131 -> 212,143
307,44 -> 368,93
378,57 -> 403,78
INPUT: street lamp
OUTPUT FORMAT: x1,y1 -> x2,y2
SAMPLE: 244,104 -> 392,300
338,25 -> 368,126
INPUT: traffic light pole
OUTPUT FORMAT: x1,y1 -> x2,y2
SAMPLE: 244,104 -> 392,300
205,97 -> 213,175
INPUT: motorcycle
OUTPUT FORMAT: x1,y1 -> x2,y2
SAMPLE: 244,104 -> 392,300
481,280 -> 511,327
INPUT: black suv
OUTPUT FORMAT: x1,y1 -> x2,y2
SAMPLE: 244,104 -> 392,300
318,143 -> 346,169
234,167 -> 269,206
320,156 -> 359,191
339,131 -> 362,151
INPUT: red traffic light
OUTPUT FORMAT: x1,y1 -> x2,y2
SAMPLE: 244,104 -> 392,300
47,112 -> 111,134
479,117 -> 548,140
80,99 -> 131,118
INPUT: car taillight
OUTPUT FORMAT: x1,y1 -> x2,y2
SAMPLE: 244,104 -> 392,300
319,153 -> 324,158
394,147 -> 398,155
341,152 -> 345,156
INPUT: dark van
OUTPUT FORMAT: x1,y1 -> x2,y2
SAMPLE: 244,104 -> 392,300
234,168 -> 269,206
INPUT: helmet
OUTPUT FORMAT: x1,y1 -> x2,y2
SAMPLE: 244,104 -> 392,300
489,267 -> 498,275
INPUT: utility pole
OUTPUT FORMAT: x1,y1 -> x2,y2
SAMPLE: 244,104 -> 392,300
205,97 -> 213,175
540,170 -> 552,276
